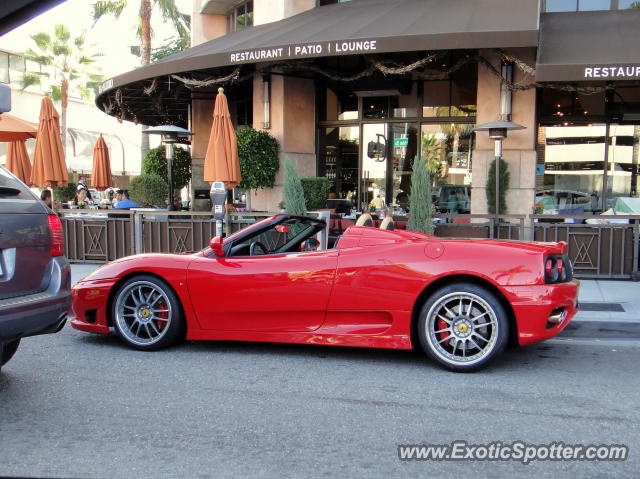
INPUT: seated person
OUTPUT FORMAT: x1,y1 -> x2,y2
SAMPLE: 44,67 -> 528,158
40,189 -> 52,209
370,194 -> 385,209
114,189 -> 141,209
73,188 -> 88,208
77,175 -> 92,201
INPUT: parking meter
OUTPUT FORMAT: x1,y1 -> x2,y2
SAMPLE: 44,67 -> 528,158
210,181 -> 226,237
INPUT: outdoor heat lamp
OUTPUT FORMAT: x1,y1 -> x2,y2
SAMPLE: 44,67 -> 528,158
143,125 -> 193,211
143,125 -> 194,143
473,120 -> 525,227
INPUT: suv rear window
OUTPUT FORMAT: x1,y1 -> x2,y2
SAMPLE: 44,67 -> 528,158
0,166 -> 36,200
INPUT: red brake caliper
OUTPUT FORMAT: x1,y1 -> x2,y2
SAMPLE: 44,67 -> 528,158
437,318 -> 450,345
155,300 -> 168,330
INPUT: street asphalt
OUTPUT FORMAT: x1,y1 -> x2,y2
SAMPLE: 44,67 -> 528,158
0,264 -> 638,478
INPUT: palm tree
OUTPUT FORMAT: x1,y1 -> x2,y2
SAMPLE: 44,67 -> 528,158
22,24 -> 104,154
92,0 -> 190,66
92,0 -> 190,156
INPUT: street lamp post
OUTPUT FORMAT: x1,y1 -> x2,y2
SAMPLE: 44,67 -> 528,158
473,121 -> 525,234
142,125 -> 193,211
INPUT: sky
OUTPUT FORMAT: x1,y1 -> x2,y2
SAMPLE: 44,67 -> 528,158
0,0 -> 193,79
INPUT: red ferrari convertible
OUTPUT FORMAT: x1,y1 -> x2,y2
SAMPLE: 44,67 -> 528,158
70,214 -> 579,371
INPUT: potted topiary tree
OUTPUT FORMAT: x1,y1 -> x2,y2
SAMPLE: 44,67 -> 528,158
237,128 -> 279,211
300,177 -> 331,211
142,146 -> 191,208
486,158 -> 510,214
128,174 -> 169,208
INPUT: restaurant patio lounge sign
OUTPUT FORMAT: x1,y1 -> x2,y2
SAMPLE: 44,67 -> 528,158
583,65 -> 640,79
229,39 -> 379,63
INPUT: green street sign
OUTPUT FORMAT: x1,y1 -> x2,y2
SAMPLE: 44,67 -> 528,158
394,138 -> 408,147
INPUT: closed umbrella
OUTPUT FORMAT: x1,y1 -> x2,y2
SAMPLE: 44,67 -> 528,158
203,87 -> 241,189
5,140 -> 32,183
0,113 -> 37,142
91,134 -> 112,190
30,96 -> 67,187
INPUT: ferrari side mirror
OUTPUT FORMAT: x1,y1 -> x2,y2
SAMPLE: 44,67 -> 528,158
210,236 -> 224,257
300,238 -> 320,252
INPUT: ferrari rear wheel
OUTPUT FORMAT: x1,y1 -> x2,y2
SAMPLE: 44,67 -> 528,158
418,283 -> 509,372
112,275 -> 184,351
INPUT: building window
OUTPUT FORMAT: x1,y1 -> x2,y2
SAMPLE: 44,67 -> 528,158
228,80 -> 253,128
229,1 -> 253,33
423,56 -> 477,118
619,0 -> 640,8
322,87 -> 358,121
319,0 -> 352,5
0,51 -> 9,84
542,0 -> 639,11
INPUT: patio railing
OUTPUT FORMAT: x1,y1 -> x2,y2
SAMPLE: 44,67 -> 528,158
59,210 -> 640,280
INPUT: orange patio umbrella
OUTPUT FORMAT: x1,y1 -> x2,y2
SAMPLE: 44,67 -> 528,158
29,96 -> 67,187
203,87 -> 241,189
91,134 -> 112,190
5,140 -> 32,183
0,113 -> 37,142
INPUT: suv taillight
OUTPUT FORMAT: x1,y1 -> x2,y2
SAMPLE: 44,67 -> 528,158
48,214 -> 64,257
544,254 -> 573,284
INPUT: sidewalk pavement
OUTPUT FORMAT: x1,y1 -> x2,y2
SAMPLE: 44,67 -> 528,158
69,263 -> 640,323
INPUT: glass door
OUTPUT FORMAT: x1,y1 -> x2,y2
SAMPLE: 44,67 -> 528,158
361,123 -> 388,210
360,122 -> 419,212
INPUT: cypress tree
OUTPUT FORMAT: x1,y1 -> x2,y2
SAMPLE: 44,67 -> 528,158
283,157 -> 307,216
486,158 -> 510,214
408,157 -> 434,235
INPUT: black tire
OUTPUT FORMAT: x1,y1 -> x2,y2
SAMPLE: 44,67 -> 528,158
417,283 -> 509,372
111,274 -> 185,351
0,339 -> 21,368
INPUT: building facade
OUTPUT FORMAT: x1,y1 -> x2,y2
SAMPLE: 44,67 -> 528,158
95,0 -> 640,216
0,48 -> 142,177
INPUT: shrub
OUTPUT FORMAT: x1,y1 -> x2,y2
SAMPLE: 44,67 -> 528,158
486,158 -> 510,214
283,157 -> 307,216
142,146 -> 191,192
237,128 -> 280,190
300,177 -> 331,210
129,174 -> 168,208
52,181 -> 76,201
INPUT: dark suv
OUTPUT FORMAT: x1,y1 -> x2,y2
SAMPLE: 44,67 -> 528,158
0,166 -> 71,372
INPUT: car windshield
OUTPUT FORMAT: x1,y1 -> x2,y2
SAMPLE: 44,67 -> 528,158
224,216 -> 323,257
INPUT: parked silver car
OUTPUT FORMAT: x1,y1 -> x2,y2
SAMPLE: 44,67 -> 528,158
0,166 -> 71,372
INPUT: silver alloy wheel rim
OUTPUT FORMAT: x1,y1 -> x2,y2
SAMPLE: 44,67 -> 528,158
425,292 -> 499,366
114,281 -> 172,346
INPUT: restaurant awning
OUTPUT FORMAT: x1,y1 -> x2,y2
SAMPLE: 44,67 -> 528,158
0,0 -> 65,35
96,0 -> 539,125
536,10 -> 640,82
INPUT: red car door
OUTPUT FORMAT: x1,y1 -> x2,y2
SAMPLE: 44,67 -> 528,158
187,250 -> 338,332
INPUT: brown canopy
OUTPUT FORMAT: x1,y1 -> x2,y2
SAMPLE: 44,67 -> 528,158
5,140 -> 31,183
203,88 -> 240,189
91,134 -> 112,190
29,96 -> 67,187
0,113 -> 37,142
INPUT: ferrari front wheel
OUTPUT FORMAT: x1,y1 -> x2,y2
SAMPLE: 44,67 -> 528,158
418,283 -> 509,372
112,275 -> 184,351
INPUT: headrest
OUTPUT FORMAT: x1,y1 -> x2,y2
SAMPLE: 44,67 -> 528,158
379,216 -> 395,230
355,213 -> 373,227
